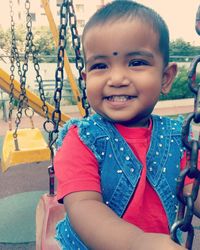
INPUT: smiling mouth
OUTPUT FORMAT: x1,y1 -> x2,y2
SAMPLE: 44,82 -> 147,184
104,95 -> 136,102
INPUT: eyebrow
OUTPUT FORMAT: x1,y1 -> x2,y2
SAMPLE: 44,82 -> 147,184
85,55 -> 108,66
85,50 -> 154,65
126,51 -> 154,58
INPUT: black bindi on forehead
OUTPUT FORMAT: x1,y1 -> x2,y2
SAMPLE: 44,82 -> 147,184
113,51 -> 118,56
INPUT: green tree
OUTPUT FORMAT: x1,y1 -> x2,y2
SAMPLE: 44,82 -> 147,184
0,25 -> 75,62
15,25 -> 26,52
0,25 -> 27,54
23,25 -> 76,62
33,26 -> 57,62
160,66 -> 194,100
0,28 -> 11,53
170,38 -> 200,61
170,39 -> 192,56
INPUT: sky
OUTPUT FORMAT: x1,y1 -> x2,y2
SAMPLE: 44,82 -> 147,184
136,0 -> 200,45
0,1 -> 199,45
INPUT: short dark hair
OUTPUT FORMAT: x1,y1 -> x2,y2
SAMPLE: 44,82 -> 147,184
82,0 -> 169,66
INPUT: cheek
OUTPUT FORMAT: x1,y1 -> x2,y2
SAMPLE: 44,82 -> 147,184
86,77 -> 103,95
138,74 -> 162,91
136,79 -> 162,101
86,84 -> 98,105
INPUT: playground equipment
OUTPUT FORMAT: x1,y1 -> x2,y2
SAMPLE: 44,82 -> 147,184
170,7 -> 200,249
36,1 -> 89,248
36,194 -> 65,250
1,0 -> 52,172
2,127 -> 50,172
41,0 -> 86,117
196,5 -> 200,35
0,68 -> 70,172
0,0 -> 85,248
170,57 -> 200,249
1,0 -> 79,172
0,67 -> 70,125
0,90 -> 8,121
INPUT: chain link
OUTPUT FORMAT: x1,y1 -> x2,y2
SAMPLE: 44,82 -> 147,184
11,0 -> 53,193
47,0 -> 90,195
196,5 -> 200,35
68,0 -> 90,117
9,0 -> 50,150
171,7 -> 200,249
9,0 -> 20,129
46,0 -> 70,195
9,45 -> 15,126
171,55 -> 200,249
30,39 -> 50,122
13,0 -> 33,141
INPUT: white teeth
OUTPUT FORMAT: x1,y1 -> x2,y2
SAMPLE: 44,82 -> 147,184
106,95 -> 133,102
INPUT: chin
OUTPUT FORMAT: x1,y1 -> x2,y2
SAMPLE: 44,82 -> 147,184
105,116 -> 135,125
114,115 -> 151,127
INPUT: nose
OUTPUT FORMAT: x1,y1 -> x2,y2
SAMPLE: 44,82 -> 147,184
107,68 -> 131,87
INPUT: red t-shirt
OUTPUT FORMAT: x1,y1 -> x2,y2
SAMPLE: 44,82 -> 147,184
54,121 -> 194,235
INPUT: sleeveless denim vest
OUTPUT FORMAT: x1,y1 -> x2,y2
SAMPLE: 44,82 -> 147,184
55,114 -> 185,250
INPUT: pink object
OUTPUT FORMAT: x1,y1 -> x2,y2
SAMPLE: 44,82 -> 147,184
36,193 -> 65,250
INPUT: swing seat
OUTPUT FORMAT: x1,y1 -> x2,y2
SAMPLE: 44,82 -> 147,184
2,128 -> 50,172
36,193 -> 65,250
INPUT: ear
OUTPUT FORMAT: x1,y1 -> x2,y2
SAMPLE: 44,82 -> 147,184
81,71 -> 87,82
161,62 -> 177,95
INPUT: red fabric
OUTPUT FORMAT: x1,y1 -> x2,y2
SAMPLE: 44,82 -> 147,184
54,121 -> 197,234
115,122 -> 169,233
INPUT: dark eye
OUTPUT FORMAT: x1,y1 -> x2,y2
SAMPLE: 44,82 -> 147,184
129,59 -> 148,67
89,63 -> 107,71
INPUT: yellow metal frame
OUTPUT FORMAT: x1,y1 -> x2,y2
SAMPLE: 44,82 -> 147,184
0,67 -> 70,126
41,0 -> 86,117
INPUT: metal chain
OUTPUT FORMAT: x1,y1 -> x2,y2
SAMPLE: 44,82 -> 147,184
9,0 -> 21,130
13,0 -> 33,143
11,0 -> 52,191
9,0 -> 23,78
46,0 -> 70,195
196,5 -> 200,35
171,57 -> 200,249
30,38 -> 50,122
68,0 -> 90,117
46,0 -> 90,195
9,46 -> 15,124
10,0 -> 50,151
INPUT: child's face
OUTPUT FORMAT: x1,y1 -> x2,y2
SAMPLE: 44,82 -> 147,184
82,19 -> 176,127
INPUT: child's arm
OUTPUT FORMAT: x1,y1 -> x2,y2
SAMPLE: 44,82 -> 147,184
64,191 -> 186,250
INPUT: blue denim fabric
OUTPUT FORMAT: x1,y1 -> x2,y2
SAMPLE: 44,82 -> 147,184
55,215 -> 88,250
56,114 -> 185,249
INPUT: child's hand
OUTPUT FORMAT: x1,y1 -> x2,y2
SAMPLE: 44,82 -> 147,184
134,233 -> 187,250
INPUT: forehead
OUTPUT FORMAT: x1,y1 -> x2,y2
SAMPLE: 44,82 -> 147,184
83,19 -> 160,57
